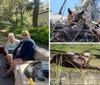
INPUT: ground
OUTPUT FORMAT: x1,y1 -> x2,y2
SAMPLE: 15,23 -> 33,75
0,55 -> 15,85
0,32 -> 14,85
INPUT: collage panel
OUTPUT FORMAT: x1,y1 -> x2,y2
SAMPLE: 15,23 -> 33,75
1,0 -> 100,85
0,0 -> 49,85
50,44 -> 100,84
50,0 -> 100,42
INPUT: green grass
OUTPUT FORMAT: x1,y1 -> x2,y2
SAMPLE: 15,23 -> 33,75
90,59 -> 100,67
51,44 -> 100,55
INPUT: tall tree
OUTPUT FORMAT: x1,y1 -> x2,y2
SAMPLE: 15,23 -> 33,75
16,0 -> 28,27
0,0 -> 15,21
33,0 -> 40,27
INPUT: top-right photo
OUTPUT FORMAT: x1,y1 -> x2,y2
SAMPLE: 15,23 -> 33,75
50,0 -> 100,42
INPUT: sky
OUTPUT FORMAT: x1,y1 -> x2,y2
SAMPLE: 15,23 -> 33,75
50,0 -> 100,16
50,0 -> 80,16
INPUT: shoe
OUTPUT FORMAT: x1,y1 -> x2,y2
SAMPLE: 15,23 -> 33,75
2,73 -> 10,79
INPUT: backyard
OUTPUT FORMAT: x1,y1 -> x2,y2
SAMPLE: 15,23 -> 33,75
0,0 -> 49,47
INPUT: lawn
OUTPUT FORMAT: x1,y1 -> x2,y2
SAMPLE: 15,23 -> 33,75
51,44 -> 100,55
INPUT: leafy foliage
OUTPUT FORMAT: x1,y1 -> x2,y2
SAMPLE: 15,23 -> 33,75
0,0 -> 49,46
9,26 -> 49,45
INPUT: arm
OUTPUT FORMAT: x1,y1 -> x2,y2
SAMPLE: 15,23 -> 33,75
5,41 -> 9,54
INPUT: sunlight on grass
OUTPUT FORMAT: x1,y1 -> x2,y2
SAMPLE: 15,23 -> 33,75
90,59 -> 100,67
51,44 -> 100,55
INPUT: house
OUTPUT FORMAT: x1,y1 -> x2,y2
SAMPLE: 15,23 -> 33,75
30,3 -> 49,26
38,3 -> 49,26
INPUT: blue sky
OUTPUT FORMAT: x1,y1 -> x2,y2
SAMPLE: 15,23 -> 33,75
50,0 -> 79,15
50,0 -> 100,16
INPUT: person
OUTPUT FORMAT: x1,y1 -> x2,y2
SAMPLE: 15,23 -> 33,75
2,30 -> 36,79
4,33 -> 20,68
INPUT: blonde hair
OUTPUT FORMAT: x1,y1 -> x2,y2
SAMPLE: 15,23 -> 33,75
22,30 -> 30,35
8,33 -> 15,38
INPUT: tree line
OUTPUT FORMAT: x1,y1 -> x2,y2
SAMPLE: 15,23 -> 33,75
0,0 -> 47,29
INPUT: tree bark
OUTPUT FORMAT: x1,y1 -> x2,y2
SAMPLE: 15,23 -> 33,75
33,0 -> 40,27
20,7 -> 23,28
15,7 -> 18,27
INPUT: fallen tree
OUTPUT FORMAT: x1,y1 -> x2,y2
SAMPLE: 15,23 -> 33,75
50,52 -> 100,71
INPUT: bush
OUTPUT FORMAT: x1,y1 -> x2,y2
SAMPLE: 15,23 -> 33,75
10,26 -> 49,45
29,26 -> 49,45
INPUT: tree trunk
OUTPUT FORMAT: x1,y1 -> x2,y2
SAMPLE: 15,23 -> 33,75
15,8 -> 18,27
33,0 -> 40,27
20,7 -> 23,28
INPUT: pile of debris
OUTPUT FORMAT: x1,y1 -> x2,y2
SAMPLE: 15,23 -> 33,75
51,13 -> 100,42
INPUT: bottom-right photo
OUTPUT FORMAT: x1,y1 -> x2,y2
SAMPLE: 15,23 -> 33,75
50,44 -> 100,85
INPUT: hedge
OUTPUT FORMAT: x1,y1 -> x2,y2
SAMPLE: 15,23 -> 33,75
9,26 -> 49,45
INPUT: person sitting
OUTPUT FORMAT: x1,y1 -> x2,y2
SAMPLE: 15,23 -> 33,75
2,30 -> 36,79
4,33 -> 20,69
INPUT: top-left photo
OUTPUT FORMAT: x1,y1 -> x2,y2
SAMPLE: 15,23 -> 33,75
0,0 -> 49,85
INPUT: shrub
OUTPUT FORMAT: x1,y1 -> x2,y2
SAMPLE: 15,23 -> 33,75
10,26 -> 49,45
30,26 -> 49,45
